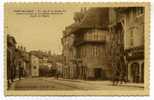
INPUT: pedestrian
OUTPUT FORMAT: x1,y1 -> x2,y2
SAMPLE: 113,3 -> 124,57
112,62 -> 121,86
112,69 -> 120,86
56,71 -> 59,80
19,62 -> 23,80
120,71 -> 127,84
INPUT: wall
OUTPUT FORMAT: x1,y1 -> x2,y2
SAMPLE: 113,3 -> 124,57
124,8 -> 144,49
30,55 -> 39,77
76,29 -> 112,79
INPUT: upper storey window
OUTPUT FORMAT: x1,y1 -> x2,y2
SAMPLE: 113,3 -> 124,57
83,29 -> 106,41
136,7 -> 144,15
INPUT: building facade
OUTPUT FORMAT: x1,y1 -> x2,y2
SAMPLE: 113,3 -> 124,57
108,8 -> 126,81
109,7 -> 144,83
61,26 -> 77,79
30,54 -> 39,77
16,46 -> 31,77
7,34 -> 17,84
62,8 -> 113,80
121,7 -> 144,83
7,34 -> 30,87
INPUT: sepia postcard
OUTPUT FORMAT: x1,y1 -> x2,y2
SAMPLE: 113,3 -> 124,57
4,2 -> 150,96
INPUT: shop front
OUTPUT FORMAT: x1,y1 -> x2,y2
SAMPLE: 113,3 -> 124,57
125,46 -> 144,83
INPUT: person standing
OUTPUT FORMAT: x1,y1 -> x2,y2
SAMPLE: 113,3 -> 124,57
112,69 -> 120,86
120,71 -> 127,84
112,63 -> 121,86
19,61 -> 23,80
56,70 -> 59,79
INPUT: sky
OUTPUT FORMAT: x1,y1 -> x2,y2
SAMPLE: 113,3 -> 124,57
5,3 -> 80,54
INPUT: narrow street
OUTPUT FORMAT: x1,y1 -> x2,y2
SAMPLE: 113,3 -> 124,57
9,77 -> 144,90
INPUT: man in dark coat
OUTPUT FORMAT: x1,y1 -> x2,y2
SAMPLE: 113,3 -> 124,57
56,70 -> 59,79
120,71 -> 127,84
19,61 -> 23,80
112,62 -> 121,86
112,69 -> 120,86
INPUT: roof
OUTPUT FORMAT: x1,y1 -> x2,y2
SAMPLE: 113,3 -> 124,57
79,8 -> 109,29
29,50 -> 46,59
69,8 -> 109,34
7,34 -> 17,46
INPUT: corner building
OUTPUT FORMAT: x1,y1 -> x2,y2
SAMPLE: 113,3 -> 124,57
71,8 -> 112,80
109,7 -> 144,83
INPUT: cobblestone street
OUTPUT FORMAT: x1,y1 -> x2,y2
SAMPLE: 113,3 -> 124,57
9,77 -> 144,90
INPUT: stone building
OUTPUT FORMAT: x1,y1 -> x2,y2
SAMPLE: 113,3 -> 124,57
22,51 -> 31,77
16,46 -> 31,77
29,50 -> 62,77
30,54 -> 39,77
120,7 -> 144,83
108,8 -> 126,81
7,34 -> 31,86
62,8 -> 113,80
109,7 -> 144,83
7,34 -> 17,84
61,26 -> 77,79
14,46 -> 25,78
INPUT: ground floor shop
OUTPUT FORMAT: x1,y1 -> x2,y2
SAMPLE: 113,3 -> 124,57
127,60 -> 144,83
125,46 -> 144,83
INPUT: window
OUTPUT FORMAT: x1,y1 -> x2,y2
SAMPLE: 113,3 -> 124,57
85,33 -> 87,40
83,47 -> 85,57
130,30 -> 134,46
141,8 -> 144,13
139,8 -> 144,14
130,30 -> 133,37
136,7 -> 144,16
95,46 -> 98,56
96,46 -> 98,56
92,46 -> 94,57
88,32 -> 90,40
94,46 -> 96,56
84,47 -> 86,57
81,47 -> 83,57
33,66 -> 37,69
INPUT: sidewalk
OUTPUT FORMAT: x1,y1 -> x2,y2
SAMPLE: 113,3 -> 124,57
57,78 -> 144,88
8,77 -> 25,90
8,77 -> 144,90
118,82 -> 144,88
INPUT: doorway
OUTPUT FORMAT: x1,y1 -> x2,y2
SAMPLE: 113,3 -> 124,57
94,68 -> 102,80
131,63 -> 140,83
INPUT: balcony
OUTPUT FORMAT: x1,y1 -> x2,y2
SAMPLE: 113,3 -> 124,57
74,39 -> 105,47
